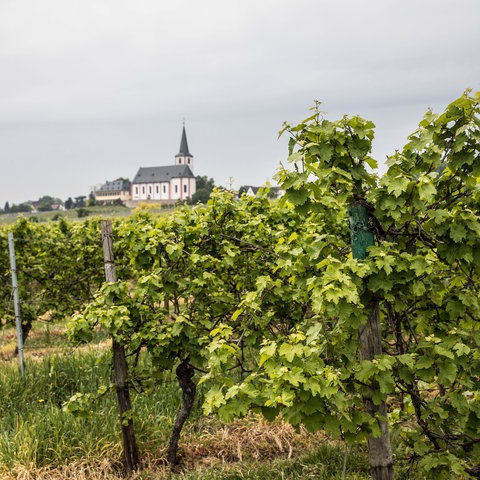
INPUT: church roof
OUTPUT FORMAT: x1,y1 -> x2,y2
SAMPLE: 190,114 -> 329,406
132,165 -> 195,184
175,125 -> 193,157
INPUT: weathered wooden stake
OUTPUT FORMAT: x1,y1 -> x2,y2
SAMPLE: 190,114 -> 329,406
101,220 -> 139,475
8,233 -> 25,377
348,204 -> 394,480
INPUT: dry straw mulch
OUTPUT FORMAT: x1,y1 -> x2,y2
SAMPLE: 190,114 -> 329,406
180,416 -> 327,467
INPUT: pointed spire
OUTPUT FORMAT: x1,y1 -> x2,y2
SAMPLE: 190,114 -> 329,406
177,123 -> 191,157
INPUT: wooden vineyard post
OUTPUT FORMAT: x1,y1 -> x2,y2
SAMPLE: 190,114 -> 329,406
348,204 -> 394,480
101,220 -> 139,475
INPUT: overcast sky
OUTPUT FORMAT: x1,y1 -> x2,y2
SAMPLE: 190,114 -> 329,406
1,0 -> 479,205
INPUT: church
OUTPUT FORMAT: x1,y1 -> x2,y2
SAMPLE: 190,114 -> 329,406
94,125 -> 197,205
131,124 -> 196,202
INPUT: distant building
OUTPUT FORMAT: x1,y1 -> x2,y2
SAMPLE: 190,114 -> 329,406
243,186 -> 260,197
240,185 -> 283,199
131,125 -> 196,202
95,178 -> 131,205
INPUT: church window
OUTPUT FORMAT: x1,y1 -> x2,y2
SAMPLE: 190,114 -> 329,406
183,185 -> 187,193
175,185 -> 178,193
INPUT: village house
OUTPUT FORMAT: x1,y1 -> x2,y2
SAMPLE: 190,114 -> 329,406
240,185 -> 283,199
94,178 -> 131,205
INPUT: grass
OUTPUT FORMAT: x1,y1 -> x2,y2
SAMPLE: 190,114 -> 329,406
0,350 -> 117,468
170,445 -> 370,480
0,323 -> 371,479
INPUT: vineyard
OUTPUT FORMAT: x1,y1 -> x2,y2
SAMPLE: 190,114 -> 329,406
0,91 -> 479,479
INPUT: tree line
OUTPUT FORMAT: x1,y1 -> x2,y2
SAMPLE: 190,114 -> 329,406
0,195 -> 91,215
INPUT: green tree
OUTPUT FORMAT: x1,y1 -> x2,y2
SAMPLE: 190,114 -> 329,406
10,203 -> 32,213
196,175 -> 215,190
87,191 -> 96,207
189,175 -> 215,204
64,197 -> 74,210
74,196 -> 86,208
37,195 -> 62,212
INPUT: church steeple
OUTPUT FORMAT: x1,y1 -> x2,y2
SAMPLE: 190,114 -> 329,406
175,122 -> 194,171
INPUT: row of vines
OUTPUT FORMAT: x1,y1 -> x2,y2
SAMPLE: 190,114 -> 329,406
1,91 -> 479,479
0,217 -> 107,344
